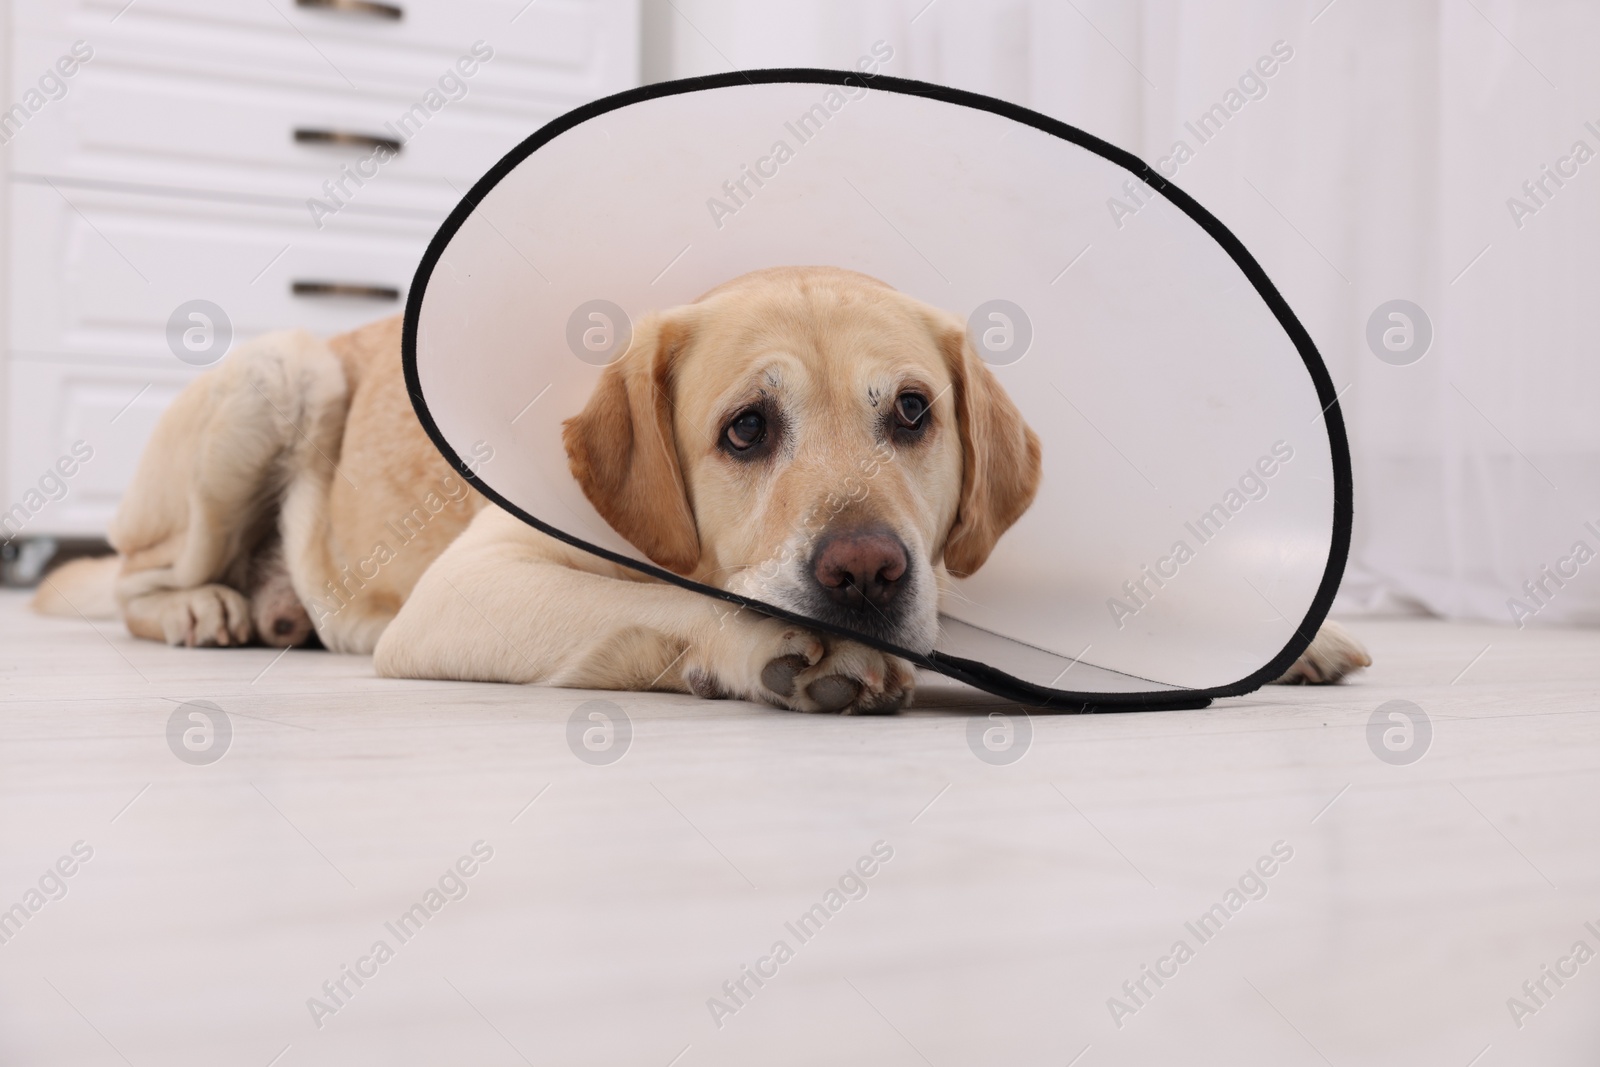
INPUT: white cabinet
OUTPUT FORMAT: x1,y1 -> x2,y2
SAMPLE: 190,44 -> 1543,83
5,360 -> 193,539
3,0 -> 639,536
8,182 -> 439,359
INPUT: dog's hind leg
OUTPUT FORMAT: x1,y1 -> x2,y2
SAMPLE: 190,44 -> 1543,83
123,585 -> 253,647
112,330 -> 348,646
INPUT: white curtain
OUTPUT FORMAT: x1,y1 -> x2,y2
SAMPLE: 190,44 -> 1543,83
644,0 -> 1600,628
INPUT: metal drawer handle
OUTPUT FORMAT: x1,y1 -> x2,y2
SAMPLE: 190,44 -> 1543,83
294,128 -> 403,153
292,281 -> 401,301
295,0 -> 403,19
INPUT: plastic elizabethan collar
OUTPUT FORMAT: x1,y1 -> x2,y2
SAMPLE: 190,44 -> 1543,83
404,70 -> 1351,711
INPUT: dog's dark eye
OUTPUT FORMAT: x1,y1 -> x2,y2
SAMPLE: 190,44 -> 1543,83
725,409 -> 766,451
894,392 -> 930,432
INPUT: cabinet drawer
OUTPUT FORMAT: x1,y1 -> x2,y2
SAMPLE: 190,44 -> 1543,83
12,0 -> 638,104
10,36 -> 563,214
5,358 -> 197,537
8,182 -> 438,359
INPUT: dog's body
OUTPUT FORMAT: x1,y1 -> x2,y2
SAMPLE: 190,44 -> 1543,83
37,268 -> 1369,708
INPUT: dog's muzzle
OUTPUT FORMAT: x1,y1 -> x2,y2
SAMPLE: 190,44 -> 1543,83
802,523 -> 924,644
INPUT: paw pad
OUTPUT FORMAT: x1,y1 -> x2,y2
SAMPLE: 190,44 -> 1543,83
760,654 -> 810,698
806,675 -> 861,712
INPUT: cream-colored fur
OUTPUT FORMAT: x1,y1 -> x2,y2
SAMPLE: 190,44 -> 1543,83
33,268 -> 1369,710
109,328 -> 356,647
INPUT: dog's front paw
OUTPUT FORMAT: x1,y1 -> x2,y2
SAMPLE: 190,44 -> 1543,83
694,620 -> 915,714
767,631 -> 915,714
161,584 -> 253,648
1274,620 -> 1372,684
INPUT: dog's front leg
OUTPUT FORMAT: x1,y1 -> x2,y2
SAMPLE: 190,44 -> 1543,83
1272,620 -> 1372,684
373,508 -> 914,713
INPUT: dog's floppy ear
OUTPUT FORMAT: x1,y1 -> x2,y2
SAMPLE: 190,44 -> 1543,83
934,314 -> 1043,578
562,311 -> 701,574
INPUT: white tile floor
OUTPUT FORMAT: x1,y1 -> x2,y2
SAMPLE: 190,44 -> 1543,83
1,589 -> 1597,1066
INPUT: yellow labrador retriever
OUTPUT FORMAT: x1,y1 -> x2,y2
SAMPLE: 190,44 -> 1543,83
36,267 -> 1368,711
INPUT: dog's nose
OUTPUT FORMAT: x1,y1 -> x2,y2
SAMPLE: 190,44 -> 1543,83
811,527 -> 909,613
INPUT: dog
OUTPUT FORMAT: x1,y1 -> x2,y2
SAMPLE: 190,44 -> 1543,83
35,267 -> 1370,711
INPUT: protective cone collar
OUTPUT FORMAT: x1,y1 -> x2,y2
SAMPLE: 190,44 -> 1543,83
403,69 -> 1352,713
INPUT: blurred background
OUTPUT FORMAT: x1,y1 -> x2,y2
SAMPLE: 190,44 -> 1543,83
3,0 -> 1596,632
